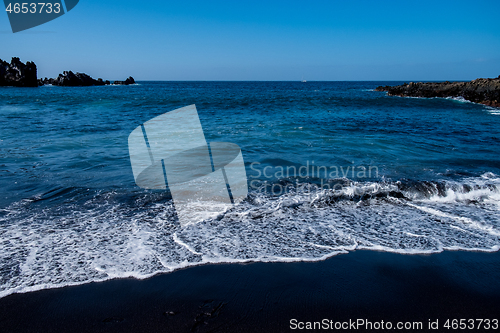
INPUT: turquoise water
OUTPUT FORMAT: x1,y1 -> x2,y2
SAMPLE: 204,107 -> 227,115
1,82 -> 499,297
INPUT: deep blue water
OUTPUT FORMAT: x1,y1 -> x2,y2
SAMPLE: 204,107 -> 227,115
1,82 -> 499,297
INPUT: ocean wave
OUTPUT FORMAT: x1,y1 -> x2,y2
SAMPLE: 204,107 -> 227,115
444,96 -> 474,104
486,106 -> 500,115
0,174 -> 499,298
390,94 -> 500,110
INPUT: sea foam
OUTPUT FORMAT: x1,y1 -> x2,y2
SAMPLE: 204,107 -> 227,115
0,174 -> 499,298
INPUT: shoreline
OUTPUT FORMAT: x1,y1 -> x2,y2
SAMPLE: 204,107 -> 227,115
2,244 -> 500,300
375,76 -> 500,107
1,249 -> 499,332
381,94 -> 500,109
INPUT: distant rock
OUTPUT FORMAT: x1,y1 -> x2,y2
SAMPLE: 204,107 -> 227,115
375,76 -> 500,107
0,57 -> 38,87
113,76 -> 136,85
39,71 -> 108,87
39,72 -> 136,87
2,57 -> 135,88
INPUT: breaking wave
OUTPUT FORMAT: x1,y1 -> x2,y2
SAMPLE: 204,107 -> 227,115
1,173 -> 499,299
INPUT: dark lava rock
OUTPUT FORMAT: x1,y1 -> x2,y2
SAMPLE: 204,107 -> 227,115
39,72 -> 133,87
113,76 -> 136,85
375,76 -> 500,107
2,57 -> 134,88
39,71 -> 108,87
0,57 -> 38,87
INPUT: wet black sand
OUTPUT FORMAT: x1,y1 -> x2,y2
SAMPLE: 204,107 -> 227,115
1,250 -> 499,332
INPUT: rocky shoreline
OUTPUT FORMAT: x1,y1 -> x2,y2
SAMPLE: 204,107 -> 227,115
0,57 -> 135,87
375,76 -> 500,107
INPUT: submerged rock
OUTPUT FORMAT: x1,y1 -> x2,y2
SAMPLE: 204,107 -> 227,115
0,57 -> 38,87
375,76 -> 500,107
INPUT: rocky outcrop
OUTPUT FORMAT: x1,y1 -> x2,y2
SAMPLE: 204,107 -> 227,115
375,76 -> 500,107
0,57 -> 38,87
39,72 -> 135,87
39,71 -> 110,86
2,57 -> 135,88
113,76 -> 135,85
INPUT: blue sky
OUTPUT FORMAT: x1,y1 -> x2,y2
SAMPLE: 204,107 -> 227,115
1,0 -> 499,80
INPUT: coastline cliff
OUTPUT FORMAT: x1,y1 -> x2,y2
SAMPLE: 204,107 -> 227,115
375,76 -> 500,107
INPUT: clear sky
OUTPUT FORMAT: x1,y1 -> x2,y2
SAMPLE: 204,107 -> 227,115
1,0 -> 499,81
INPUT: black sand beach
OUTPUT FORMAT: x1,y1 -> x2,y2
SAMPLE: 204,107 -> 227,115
3,1 -> 500,332
0,250 -> 499,332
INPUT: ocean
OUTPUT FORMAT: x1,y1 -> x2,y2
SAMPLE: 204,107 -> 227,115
1,81 -> 499,298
